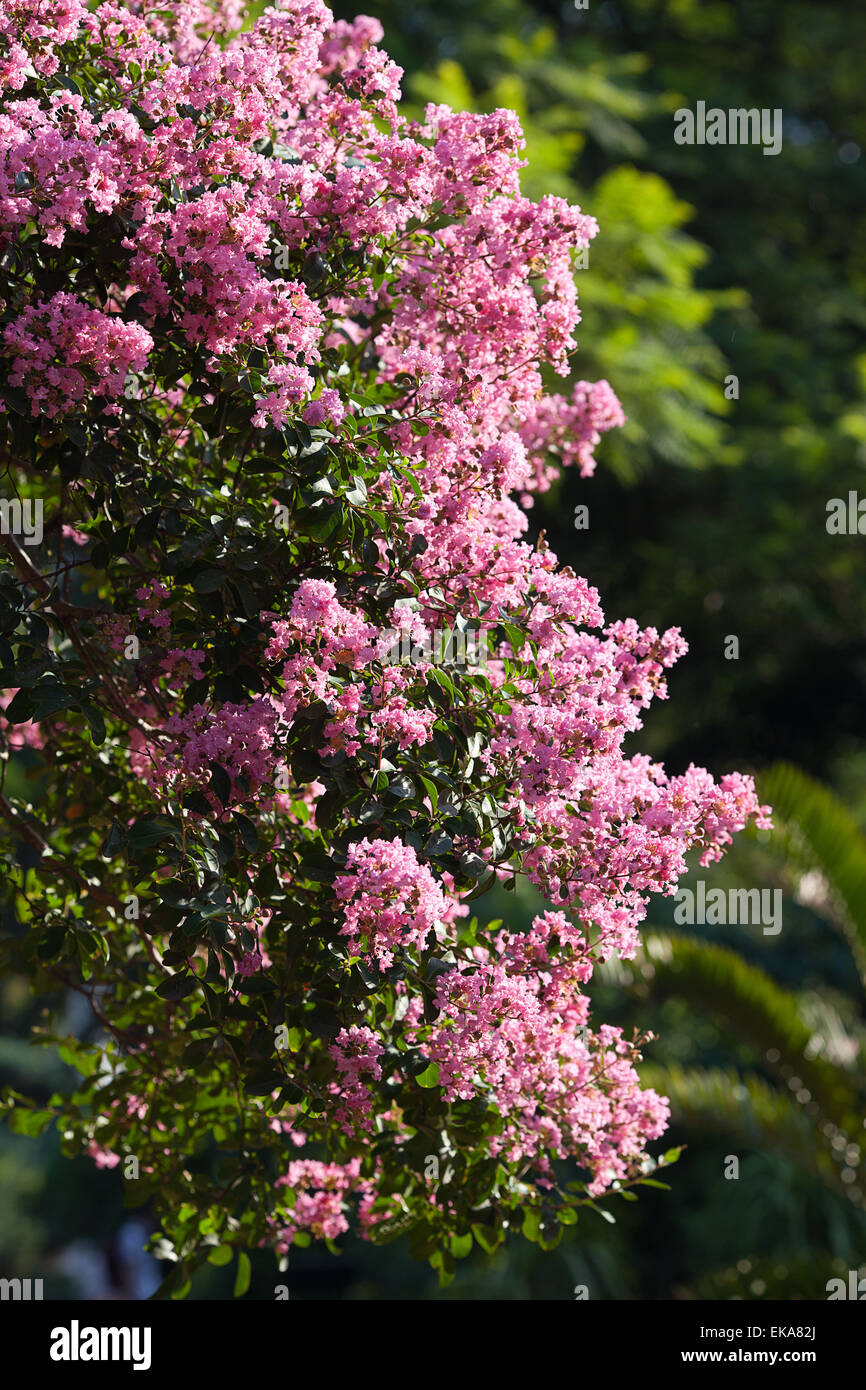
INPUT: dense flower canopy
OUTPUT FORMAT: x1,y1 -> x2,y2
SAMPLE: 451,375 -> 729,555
0,0 -> 768,1283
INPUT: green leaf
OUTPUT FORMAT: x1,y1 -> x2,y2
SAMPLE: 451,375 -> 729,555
193,568 -> 226,593
233,813 -> 259,854
37,921 -> 67,960
471,1223 -> 498,1253
156,974 -> 198,1001
209,762 -> 232,807
459,850 -> 488,880
233,1251 -> 252,1297
306,1007 -> 340,1039
31,686 -> 77,720
501,621 -> 525,656
182,1038 -> 214,1067
101,821 -> 124,858
8,1107 -> 55,1137
128,817 -> 181,851
450,1231 -> 473,1258
418,775 -> 439,814
83,705 -> 106,746
521,1207 -> 541,1242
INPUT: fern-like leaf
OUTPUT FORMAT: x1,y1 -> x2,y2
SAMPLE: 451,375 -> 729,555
760,762 -> 866,982
635,932 -> 865,1132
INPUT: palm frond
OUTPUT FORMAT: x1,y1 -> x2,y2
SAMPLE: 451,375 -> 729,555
641,1063 -> 859,1204
760,762 -> 866,982
635,932 -> 865,1131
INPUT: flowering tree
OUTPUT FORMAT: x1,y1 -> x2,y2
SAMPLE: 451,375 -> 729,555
0,0 -> 769,1293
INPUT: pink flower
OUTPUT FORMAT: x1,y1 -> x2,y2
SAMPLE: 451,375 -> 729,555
87,1143 -> 120,1170
334,838 -> 448,969
3,293 -> 152,418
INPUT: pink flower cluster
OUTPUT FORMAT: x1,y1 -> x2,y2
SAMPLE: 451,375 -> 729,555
4,0 -> 773,1234
3,292 -> 153,418
136,581 -> 171,630
0,0 -> 87,89
328,1025 -> 385,1132
160,648 -> 206,684
262,582 -> 440,757
518,378 -> 627,496
334,838 -> 449,968
271,1157 -> 366,1251
0,0 -> 615,436
403,911 -> 670,1194
158,698 -> 279,803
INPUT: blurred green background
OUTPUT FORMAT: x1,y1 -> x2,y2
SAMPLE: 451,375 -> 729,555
3,0 -> 866,1299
